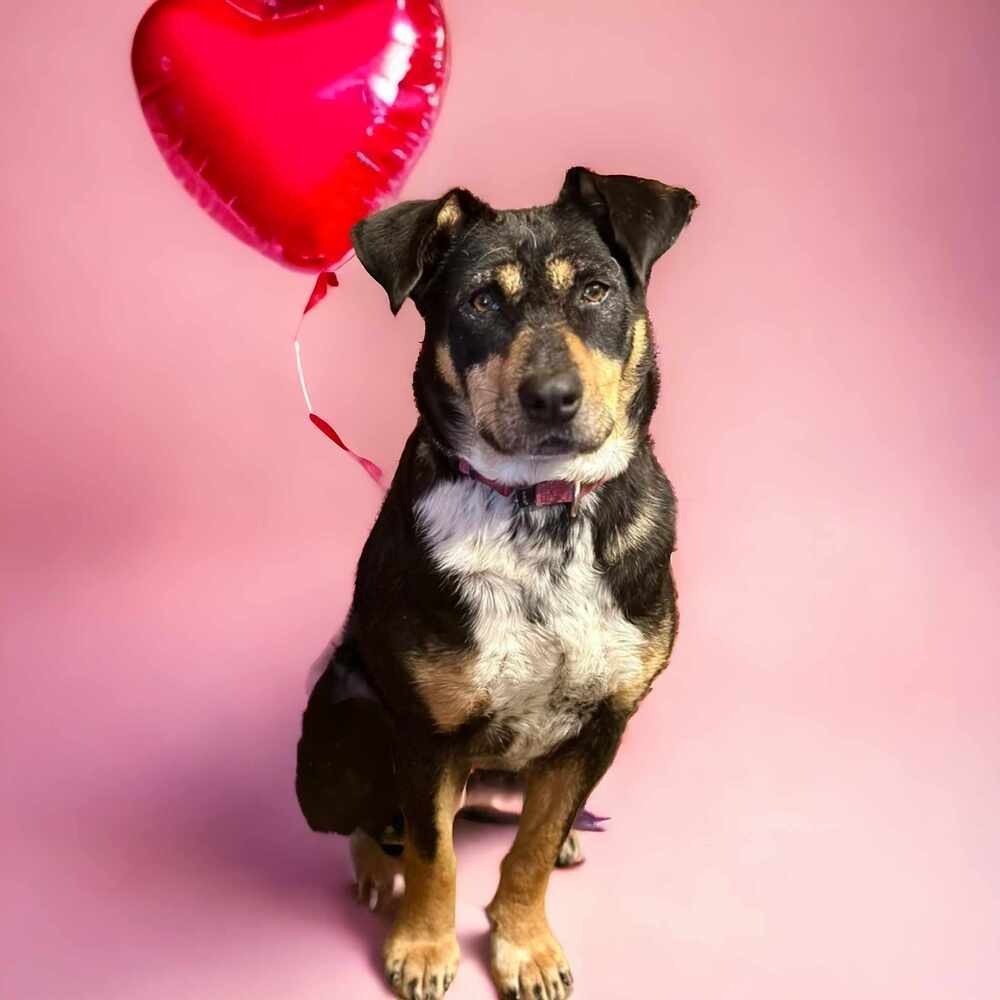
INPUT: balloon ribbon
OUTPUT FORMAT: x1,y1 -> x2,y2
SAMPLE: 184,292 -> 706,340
293,272 -> 384,485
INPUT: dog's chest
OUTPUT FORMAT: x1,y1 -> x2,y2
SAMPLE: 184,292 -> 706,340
415,480 -> 645,768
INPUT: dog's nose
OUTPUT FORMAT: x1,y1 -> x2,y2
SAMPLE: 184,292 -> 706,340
518,371 -> 583,424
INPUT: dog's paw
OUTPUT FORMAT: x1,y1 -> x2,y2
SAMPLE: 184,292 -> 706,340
490,925 -> 573,1000
383,930 -> 459,1000
349,831 -> 404,912
554,831 -> 584,868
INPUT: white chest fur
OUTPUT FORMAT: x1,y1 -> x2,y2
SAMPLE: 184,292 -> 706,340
415,478 -> 647,769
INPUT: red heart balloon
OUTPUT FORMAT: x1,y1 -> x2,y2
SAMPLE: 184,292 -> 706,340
132,0 -> 449,271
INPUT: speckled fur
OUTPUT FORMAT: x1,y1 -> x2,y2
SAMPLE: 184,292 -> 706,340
415,477 -> 648,769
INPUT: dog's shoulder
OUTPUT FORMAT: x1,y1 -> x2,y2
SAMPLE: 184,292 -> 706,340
349,426 -> 474,714
592,438 -> 677,622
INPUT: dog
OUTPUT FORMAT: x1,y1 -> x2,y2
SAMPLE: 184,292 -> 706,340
296,166 -> 696,999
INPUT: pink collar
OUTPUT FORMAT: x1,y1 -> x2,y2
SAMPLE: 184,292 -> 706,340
456,459 -> 604,517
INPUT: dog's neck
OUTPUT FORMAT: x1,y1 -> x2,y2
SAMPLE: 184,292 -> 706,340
454,458 -> 608,517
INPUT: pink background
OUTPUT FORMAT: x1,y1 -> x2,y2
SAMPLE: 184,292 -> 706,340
3,2 -> 998,998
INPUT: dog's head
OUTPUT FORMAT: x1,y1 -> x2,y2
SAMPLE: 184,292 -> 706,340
352,167 -> 696,482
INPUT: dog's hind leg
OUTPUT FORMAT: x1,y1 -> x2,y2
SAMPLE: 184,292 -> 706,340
555,831 -> 584,868
295,641 -> 400,838
350,830 -> 404,912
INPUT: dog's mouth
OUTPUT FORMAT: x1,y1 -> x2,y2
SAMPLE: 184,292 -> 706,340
470,401 -> 615,460
532,433 -> 576,456
486,428 -> 608,458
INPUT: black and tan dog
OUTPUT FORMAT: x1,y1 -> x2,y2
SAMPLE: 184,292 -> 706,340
296,167 -> 696,999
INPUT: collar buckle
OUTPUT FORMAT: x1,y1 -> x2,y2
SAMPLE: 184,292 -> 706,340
569,481 -> 582,519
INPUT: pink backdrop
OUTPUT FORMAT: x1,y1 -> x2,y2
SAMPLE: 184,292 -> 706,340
3,2 -> 998,998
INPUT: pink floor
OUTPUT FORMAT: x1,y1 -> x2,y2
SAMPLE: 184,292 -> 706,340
3,2 -> 999,998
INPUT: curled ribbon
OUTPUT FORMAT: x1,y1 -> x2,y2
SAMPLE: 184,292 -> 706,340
293,271 -> 385,485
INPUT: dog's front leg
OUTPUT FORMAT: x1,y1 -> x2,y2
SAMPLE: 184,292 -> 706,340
384,756 -> 466,1000
486,726 -> 622,1000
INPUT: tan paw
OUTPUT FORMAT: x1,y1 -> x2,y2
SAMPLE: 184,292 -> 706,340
349,831 -> 404,912
384,931 -> 459,1000
554,831 -> 584,868
490,926 -> 573,1000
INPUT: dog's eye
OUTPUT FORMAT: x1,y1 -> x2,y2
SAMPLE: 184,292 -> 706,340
581,282 -> 609,304
470,289 -> 499,314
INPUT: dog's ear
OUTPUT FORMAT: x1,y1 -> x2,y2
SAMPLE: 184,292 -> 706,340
351,189 -> 488,315
559,167 -> 697,286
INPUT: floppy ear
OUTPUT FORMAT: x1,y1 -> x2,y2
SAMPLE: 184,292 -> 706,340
559,167 -> 697,286
351,188 -> 488,314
